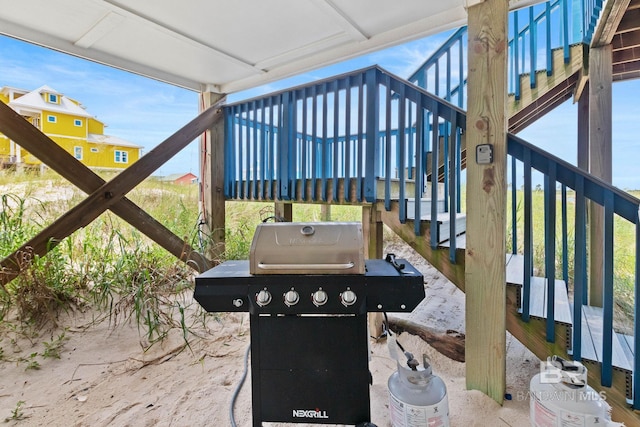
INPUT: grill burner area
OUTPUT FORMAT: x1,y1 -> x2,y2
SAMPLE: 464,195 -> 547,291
194,222 -> 424,426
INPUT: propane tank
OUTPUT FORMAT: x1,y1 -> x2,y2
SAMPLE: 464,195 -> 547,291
530,356 -> 624,427
387,350 -> 450,427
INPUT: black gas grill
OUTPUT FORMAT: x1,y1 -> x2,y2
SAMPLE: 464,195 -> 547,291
194,222 -> 424,426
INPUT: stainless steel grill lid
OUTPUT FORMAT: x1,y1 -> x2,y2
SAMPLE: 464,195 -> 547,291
249,222 -> 365,275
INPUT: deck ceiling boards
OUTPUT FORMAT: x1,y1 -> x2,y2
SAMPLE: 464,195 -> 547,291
0,0 -> 543,93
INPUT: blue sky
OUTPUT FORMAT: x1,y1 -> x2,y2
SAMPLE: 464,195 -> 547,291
1,32 -> 639,188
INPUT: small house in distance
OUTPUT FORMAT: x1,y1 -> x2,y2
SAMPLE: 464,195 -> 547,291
0,85 -> 142,170
161,172 -> 198,185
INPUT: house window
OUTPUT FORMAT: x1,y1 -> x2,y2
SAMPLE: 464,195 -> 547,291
74,146 -> 83,160
74,119 -> 82,127
90,148 -> 98,153
114,150 -> 128,164
47,115 -> 56,123
48,93 -> 59,104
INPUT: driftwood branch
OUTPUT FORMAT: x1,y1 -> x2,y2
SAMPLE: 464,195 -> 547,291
388,317 -> 466,363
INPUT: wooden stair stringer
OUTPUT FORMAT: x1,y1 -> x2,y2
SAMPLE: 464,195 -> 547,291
508,44 -> 585,133
381,205 -> 639,424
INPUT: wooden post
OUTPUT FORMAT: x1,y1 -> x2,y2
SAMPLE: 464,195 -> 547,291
200,91 -> 227,263
363,203 -> 384,339
588,45 -> 613,307
363,203 -> 383,260
320,204 -> 332,221
577,81 -> 589,172
465,0 -> 508,404
274,202 -> 293,222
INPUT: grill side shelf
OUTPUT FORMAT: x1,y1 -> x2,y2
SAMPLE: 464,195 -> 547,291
365,259 -> 425,312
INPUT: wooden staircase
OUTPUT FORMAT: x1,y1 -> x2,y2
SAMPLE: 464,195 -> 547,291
380,201 -> 638,425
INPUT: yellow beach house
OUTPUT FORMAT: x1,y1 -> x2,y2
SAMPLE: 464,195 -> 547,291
0,85 -> 141,170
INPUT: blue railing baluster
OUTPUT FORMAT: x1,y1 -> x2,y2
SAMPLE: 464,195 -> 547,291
345,79 -> 352,195
562,184 -> 569,286
573,175 -> 585,361
561,0 -> 570,63
546,3 -> 552,75
333,80 -> 340,202
635,210 -> 640,408
239,103 -> 246,199
310,86 -> 318,201
529,7 -> 537,89
602,191 -> 614,387
511,155 -> 518,254
223,105 -> 233,198
430,103 -> 439,249
513,10 -> 521,100
281,94 -> 289,200
414,95 -> 424,236
523,148 -> 532,322
365,68 -> 379,203
458,37 -> 464,107
443,123 -> 449,213
397,84 -> 406,223
300,90 -> 308,200
321,84 -> 328,202
258,99 -> 265,199
544,163 -> 557,342
251,100 -> 258,200
357,74 -> 364,202
384,76 -> 392,212
448,113 -> 458,263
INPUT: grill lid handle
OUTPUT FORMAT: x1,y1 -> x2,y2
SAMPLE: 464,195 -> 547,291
256,262 -> 355,271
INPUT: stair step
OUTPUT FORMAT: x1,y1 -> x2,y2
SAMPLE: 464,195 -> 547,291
528,277 -> 572,326
505,253 -> 524,285
504,254 -> 571,324
405,198 -> 446,216
438,233 -> 466,249
580,305 -> 633,373
618,333 -> 635,362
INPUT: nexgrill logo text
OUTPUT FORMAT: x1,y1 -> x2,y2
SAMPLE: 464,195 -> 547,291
292,409 -> 329,419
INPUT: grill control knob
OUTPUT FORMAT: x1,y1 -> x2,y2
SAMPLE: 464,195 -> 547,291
256,289 -> 272,307
312,289 -> 328,306
340,289 -> 357,307
284,289 -> 300,307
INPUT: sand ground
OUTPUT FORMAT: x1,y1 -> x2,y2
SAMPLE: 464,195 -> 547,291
0,243 -> 540,426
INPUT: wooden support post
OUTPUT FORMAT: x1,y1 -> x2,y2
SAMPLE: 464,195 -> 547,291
362,203 -> 383,260
465,0 -> 508,404
363,203 -> 384,339
588,45 -> 613,308
200,92 -> 227,263
274,202 -> 292,222
577,81 -> 590,172
320,204 -> 332,221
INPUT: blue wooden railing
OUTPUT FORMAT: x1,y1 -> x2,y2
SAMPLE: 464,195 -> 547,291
224,62 -> 639,408
408,0 -> 595,108
508,133 -> 640,405
224,66 -> 464,257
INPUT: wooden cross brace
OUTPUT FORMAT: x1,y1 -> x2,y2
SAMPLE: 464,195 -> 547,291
0,100 -> 224,290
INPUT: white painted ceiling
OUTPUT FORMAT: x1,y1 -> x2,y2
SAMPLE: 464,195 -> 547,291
0,0 -> 542,93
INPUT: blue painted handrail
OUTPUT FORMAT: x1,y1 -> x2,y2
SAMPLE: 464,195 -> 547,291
508,133 -> 640,404
408,0 -> 600,106
224,65 -> 465,262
